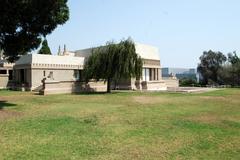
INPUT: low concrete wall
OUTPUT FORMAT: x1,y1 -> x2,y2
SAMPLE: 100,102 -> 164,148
111,78 -> 132,90
86,81 -> 107,92
39,79 -> 178,95
162,78 -> 179,88
40,80 -> 107,95
142,81 -> 167,91
0,74 -> 9,89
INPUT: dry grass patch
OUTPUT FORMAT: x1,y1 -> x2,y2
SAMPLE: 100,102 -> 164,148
0,110 -> 22,121
199,96 -> 226,101
185,113 -> 220,124
133,96 -> 168,105
116,136 -> 195,160
218,136 -> 240,153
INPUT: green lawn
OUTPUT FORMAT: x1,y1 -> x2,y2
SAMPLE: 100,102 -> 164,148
0,89 -> 239,160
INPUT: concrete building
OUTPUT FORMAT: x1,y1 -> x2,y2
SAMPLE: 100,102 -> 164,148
13,53 -> 84,92
1,43 -> 179,94
0,60 -> 14,89
75,43 -> 173,91
0,50 -> 14,89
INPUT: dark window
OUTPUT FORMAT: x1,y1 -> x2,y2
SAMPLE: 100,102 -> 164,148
43,71 -> 46,77
74,70 -> 79,80
149,68 -> 152,81
8,70 -> 13,80
153,69 -> 156,80
0,70 -> 7,74
79,70 -> 83,81
20,69 -> 25,83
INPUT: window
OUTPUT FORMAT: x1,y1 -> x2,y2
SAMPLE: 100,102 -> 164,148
79,70 -> 83,81
74,70 -> 80,80
146,68 -> 150,81
153,69 -> 156,81
0,70 -> 7,74
43,71 -> 46,77
149,68 -> 152,81
20,69 -> 25,83
74,70 -> 83,81
8,70 -> 13,80
142,68 -> 145,81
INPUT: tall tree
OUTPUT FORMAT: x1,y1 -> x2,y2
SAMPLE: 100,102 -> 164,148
197,50 -> 226,85
227,51 -> 240,86
84,39 -> 143,93
0,0 -> 69,62
228,51 -> 240,65
38,39 -> 51,55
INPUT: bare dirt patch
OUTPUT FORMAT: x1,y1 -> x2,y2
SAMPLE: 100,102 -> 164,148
186,114 -> 220,123
0,96 -> 7,101
200,96 -> 226,101
133,96 -> 167,105
0,110 -> 22,121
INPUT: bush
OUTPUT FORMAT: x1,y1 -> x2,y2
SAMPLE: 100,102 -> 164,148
179,78 -> 199,87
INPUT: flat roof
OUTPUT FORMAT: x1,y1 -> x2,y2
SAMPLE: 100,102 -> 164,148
75,43 -> 160,61
15,54 -> 85,66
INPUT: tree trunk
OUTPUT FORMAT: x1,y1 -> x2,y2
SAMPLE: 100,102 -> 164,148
107,78 -> 111,93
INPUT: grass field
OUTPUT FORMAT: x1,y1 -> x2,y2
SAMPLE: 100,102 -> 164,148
0,89 -> 240,160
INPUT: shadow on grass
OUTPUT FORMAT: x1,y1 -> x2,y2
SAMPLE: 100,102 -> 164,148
0,101 -> 17,110
73,91 -> 119,95
35,90 -> 137,96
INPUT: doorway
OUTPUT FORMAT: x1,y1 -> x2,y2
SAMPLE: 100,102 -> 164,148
20,69 -> 25,83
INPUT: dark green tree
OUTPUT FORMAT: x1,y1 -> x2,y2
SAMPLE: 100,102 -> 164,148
226,51 -> 240,86
228,51 -> 240,65
179,77 -> 198,87
0,0 -> 69,62
84,39 -> 143,93
38,39 -> 51,55
197,50 -> 227,85
219,64 -> 233,86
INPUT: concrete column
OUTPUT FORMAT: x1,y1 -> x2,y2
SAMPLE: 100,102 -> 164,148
155,68 -> 158,81
151,68 -> 154,81
158,68 -> 162,80
142,68 -> 145,81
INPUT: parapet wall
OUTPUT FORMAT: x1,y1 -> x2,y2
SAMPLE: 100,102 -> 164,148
40,80 -> 107,95
141,81 -> 167,91
0,75 -> 9,89
162,78 -> 179,88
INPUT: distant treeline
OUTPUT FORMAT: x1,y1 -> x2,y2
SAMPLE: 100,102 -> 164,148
197,50 -> 240,87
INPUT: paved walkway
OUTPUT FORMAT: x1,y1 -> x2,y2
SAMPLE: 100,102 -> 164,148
167,87 -> 218,93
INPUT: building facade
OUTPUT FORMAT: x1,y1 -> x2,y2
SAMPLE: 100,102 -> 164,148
13,53 -> 84,91
1,43 -> 179,94
0,60 -> 14,89
75,43 -> 169,91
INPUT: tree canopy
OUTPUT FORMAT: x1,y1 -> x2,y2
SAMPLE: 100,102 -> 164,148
84,39 -> 143,93
38,39 -> 52,55
197,50 -> 227,85
0,0 -> 69,62
220,52 -> 240,86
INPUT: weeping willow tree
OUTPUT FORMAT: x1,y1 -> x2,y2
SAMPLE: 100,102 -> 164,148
84,38 -> 143,93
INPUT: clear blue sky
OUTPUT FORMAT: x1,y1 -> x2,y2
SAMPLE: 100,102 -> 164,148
46,0 -> 240,68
